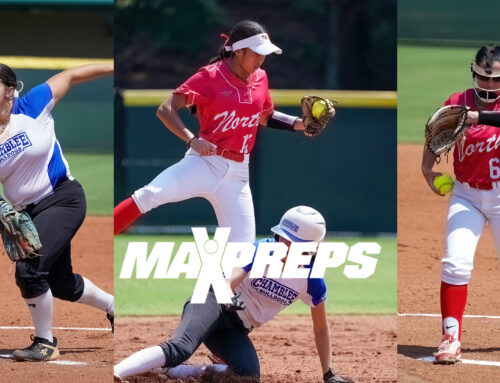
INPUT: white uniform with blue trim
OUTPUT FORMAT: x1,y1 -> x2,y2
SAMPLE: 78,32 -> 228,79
0,84 -> 72,210
235,238 -> 327,329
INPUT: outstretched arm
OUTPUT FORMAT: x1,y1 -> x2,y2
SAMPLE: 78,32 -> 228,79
311,302 -> 331,375
46,63 -> 113,104
260,110 -> 305,131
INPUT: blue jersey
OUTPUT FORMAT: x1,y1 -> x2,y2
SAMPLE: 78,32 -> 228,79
235,237 -> 327,329
0,84 -> 72,209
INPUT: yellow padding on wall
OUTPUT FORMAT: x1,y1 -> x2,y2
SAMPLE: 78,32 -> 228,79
0,56 -> 113,70
121,89 -> 397,108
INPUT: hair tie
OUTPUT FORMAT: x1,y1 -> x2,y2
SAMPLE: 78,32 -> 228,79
220,33 -> 232,52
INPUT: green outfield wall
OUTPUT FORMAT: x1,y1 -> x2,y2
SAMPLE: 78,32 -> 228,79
7,69 -> 113,153
115,90 -> 396,234
398,0 -> 500,46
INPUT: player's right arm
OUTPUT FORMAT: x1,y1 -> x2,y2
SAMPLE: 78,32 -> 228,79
156,94 -> 216,156
310,301 -> 332,377
421,146 -> 444,196
46,63 -> 113,104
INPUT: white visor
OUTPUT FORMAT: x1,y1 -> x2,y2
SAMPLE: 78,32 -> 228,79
225,33 -> 282,56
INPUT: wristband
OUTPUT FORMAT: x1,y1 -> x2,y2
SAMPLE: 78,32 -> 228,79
478,111 -> 500,127
186,135 -> 197,148
267,111 -> 297,131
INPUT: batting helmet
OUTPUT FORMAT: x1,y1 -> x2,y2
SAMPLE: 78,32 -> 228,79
271,206 -> 326,242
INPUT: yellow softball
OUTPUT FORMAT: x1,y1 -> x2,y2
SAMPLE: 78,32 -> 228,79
312,100 -> 327,119
433,174 -> 454,194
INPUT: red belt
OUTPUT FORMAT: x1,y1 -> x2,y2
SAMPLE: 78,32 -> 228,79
466,182 -> 498,190
216,147 -> 245,163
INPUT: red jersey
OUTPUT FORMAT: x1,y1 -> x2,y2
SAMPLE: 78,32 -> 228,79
446,89 -> 500,183
174,60 -> 274,154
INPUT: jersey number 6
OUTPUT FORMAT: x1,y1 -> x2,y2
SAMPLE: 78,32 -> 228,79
489,158 -> 500,179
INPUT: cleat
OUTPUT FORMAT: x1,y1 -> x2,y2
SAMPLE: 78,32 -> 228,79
13,335 -> 59,362
433,334 -> 461,364
107,313 -> 114,333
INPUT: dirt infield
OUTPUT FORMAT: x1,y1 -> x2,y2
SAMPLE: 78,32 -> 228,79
0,216 -> 113,383
398,144 -> 500,382
115,314 -> 396,383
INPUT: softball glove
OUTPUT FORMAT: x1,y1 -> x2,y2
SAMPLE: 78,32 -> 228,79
301,96 -> 337,137
223,292 -> 246,312
0,201 -> 42,262
425,105 -> 470,158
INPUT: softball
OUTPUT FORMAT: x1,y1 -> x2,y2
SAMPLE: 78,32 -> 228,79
312,100 -> 327,119
433,174 -> 454,194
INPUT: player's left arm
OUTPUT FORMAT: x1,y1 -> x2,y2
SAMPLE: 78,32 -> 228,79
46,63 -> 114,104
467,110 -> 500,127
227,267 -> 248,291
310,301 -> 332,375
260,111 -> 305,131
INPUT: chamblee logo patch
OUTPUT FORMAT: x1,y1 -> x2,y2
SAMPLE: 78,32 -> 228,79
0,133 -> 33,164
250,278 -> 299,306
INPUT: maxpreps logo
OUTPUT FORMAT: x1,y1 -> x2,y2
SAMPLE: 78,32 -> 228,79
0,133 -> 33,164
119,228 -> 382,304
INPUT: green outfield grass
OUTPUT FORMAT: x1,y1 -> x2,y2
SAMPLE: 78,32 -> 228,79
398,45 -> 476,144
0,153 -> 112,216
114,235 -> 396,316
66,153 -> 112,215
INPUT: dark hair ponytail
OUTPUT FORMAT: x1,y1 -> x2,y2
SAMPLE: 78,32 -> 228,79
475,44 -> 500,69
0,63 -> 16,88
209,20 -> 267,64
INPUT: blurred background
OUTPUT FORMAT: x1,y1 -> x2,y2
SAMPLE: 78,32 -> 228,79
398,0 -> 500,143
114,0 -> 397,317
0,0 -> 113,215
115,0 -> 397,236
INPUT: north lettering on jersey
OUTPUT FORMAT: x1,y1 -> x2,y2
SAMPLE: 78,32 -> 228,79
119,228 -> 382,303
212,110 -> 260,133
449,90 -> 500,184
0,132 -> 33,163
456,131 -> 500,162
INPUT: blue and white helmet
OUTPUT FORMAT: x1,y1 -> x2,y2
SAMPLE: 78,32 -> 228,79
271,206 -> 326,242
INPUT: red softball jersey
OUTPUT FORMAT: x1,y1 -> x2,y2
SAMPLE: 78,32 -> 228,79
174,60 -> 274,154
446,89 -> 500,184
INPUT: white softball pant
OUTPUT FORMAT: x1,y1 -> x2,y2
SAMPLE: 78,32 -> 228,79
132,148 -> 255,243
441,181 -> 500,285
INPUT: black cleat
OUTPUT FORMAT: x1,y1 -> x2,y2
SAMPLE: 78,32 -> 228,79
107,313 -> 114,333
13,335 -> 59,361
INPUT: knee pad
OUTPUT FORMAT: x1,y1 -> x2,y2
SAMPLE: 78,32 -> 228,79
49,273 -> 84,302
160,339 -> 196,367
15,263 -> 49,299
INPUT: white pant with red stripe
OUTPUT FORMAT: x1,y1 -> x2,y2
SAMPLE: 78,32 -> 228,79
132,148 -> 255,243
441,181 -> 500,285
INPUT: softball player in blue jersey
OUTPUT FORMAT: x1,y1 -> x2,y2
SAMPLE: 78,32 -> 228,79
114,206 -> 352,383
0,63 -> 114,361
